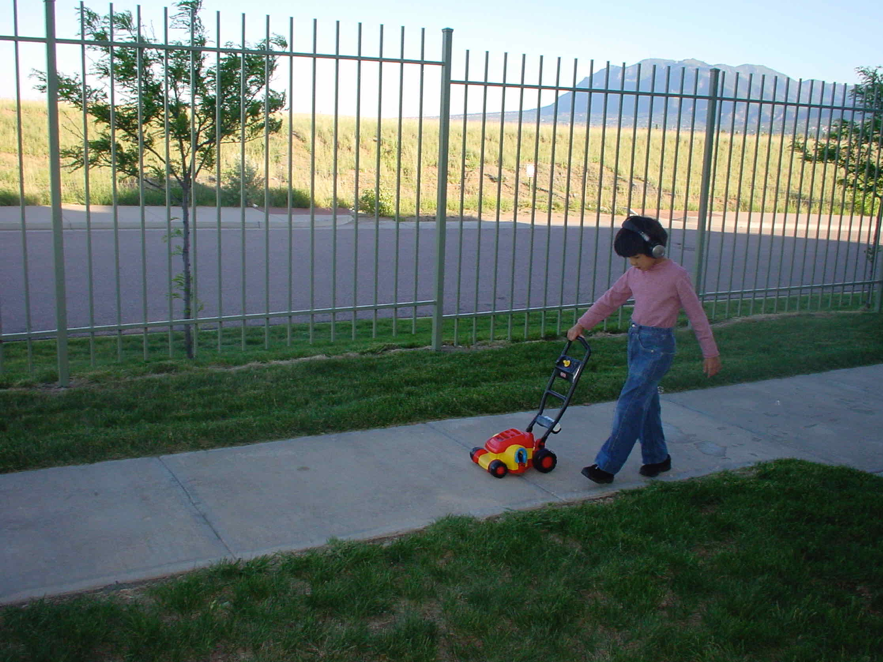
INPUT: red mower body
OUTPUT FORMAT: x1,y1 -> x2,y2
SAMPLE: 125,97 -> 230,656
470,428 -> 557,478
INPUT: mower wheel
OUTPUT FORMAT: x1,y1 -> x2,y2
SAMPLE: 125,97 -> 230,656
470,447 -> 484,462
534,448 -> 558,473
488,460 -> 508,479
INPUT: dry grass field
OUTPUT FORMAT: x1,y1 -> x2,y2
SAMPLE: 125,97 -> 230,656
0,99 -> 864,219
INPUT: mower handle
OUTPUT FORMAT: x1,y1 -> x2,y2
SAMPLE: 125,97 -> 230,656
526,335 -> 592,442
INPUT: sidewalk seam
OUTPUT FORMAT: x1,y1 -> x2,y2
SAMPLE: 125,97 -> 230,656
157,456 -> 236,559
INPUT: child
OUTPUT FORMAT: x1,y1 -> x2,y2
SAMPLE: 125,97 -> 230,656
567,215 -> 722,484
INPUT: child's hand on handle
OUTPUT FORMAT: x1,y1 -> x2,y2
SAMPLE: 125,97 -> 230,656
704,356 -> 721,378
566,324 -> 584,342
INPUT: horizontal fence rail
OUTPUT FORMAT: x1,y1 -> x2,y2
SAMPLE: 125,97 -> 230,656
1,0 -> 881,385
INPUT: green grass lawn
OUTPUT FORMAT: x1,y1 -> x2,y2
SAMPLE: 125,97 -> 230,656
1,460 -> 881,662
1,310 -> 881,474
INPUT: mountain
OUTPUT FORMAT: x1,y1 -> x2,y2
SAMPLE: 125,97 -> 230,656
458,58 -> 856,133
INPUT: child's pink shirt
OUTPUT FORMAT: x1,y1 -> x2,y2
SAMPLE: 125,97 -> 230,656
577,259 -> 719,358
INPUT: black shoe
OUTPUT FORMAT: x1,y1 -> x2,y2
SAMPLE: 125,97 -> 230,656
639,455 -> 671,477
581,464 -> 614,484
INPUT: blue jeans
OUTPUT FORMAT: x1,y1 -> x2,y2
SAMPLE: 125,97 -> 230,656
594,322 -> 676,474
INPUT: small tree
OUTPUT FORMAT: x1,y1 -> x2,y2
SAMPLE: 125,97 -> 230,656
37,0 -> 287,357
794,66 -> 883,307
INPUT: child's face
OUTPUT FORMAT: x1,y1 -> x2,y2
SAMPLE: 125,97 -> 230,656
629,253 -> 662,271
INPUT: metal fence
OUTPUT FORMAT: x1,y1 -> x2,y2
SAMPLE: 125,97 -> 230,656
1,0 -> 881,386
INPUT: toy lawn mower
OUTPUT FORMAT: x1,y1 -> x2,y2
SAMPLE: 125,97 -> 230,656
470,336 -> 591,478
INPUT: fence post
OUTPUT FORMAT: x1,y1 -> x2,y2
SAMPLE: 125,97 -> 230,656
44,0 -> 70,386
432,28 -> 453,351
871,202 -> 883,313
694,67 -> 720,297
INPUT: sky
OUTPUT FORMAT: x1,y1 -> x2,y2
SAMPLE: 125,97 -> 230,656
1,0 -> 880,116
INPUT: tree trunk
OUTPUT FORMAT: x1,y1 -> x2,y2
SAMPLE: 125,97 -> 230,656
180,183 -> 194,359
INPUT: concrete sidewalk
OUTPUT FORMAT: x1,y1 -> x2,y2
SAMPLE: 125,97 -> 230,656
2,364 -> 882,605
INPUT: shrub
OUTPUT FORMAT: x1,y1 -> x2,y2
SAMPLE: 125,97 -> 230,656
358,187 -> 396,217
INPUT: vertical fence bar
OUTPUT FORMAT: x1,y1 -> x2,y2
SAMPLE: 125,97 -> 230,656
769,77 -> 793,313
840,97 -> 861,306
854,91 -> 882,310
655,66 -> 670,220
873,205 -> 883,313
869,122 -> 883,312
611,63 -> 627,328
625,63 -> 640,216
711,73 -> 753,318
412,28 -> 426,334
541,57 -> 561,335
679,68 -> 700,267
624,62 -> 640,216
239,14 -> 247,349
308,19 -> 317,343
43,0 -> 70,386
164,8 -> 173,356
524,56 -> 543,338
490,52 -> 507,341
740,75 -> 766,316
264,16 -> 273,349
137,6 -> 148,359
796,81 -> 825,311
557,58 -> 579,335
13,0 -> 34,373
215,11 -> 223,352
330,20 -> 339,341
724,75 -> 752,317
843,103 -> 863,308
286,18 -> 296,345
453,50 -> 468,346
641,64 -> 657,214
750,76 -> 777,315
823,84 -> 849,310
787,81 -> 814,312
109,3 -> 122,360
78,1 -> 95,366
431,27 -> 453,351
574,60 -> 595,325
507,53 -> 527,341
666,66 -> 684,255
833,86 -> 857,309
189,3 -> 199,357
392,26 -> 405,336
693,67 -> 720,296
811,83 -> 839,310
472,51 -> 489,344
712,73 -> 740,318
594,63 -> 611,306
704,72 -> 726,304
351,22 -> 362,340
372,25 -> 383,339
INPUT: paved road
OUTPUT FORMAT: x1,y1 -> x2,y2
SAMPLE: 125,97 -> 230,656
0,207 -> 876,335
